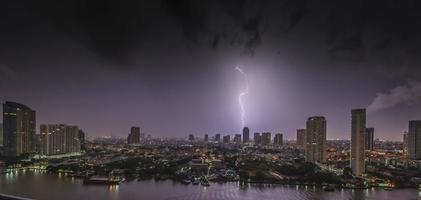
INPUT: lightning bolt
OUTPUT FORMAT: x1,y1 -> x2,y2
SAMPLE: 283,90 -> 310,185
235,65 -> 249,128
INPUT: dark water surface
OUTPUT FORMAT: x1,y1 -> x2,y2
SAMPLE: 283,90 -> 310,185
0,170 -> 419,200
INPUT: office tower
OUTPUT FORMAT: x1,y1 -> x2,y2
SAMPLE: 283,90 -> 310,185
408,120 -> 421,160
261,132 -> 271,145
305,116 -> 326,163
403,131 -> 409,157
242,127 -> 250,144
128,127 -> 141,144
365,128 -> 374,150
34,134 -> 41,153
254,132 -> 261,145
40,124 -> 80,155
204,134 -> 208,142
78,129 -> 85,150
215,134 -> 221,143
351,109 -> 366,176
274,133 -> 283,146
234,134 -> 241,144
296,129 -> 306,148
223,135 -> 230,144
0,123 -> 2,147
188,134 -> 195,142
3,101 -> 36,156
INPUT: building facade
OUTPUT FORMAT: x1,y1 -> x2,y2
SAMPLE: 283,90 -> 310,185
365,128 -> 374,150
296,129 -> 306,148
274,133 -> 283,146
242,127 -> 250,144
215,134 -> 221,143
409,120 -> 421,160
254,132 -> 261,145
261,132 -> 271,145
223,135 -> 230,144
351,109 -> 366,176
234,134 -> 241,144
305,116 -> 326,163
3,101 -> 36,156
128,127 -> 141,144
40,124 -> 80,155
403,131 -> 409,157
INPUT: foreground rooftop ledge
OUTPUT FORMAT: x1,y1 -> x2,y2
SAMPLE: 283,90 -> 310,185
0,193 -> 34,200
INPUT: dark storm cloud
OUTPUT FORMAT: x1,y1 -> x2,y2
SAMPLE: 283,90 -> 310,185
3,0 -> 421,68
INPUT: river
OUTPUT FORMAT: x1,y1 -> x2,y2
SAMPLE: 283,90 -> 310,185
0,170 -> 419,200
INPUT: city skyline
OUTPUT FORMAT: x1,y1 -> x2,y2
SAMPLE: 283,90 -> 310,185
1,1 -> 421,140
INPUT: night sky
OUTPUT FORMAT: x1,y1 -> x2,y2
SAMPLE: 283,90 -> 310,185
1,0 -> 421,140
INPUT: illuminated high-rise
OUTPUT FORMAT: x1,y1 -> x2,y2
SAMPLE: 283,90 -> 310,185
296,129 -> 306,148
351,109 -> 366,176
365,128 -> 374,150
305,116 -> 326,163
40,124 -> 80,155
3,101 -> 36,156
408,120 -> 421,160
242,127 -> 250,144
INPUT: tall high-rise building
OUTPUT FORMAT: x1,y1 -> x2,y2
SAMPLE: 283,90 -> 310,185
78,129 -> 86,150
0,123 -> 3,147
188,134 -> 194,142
3,101 -> 36,156
403,131 -> 409,157
274,133 -> 283,146
305,116 -> 326,163
351,109 -> 366,176
296,129 -> 306,148
128,127 -> 141,144
40,124 -> 80,155
254,132 -> 261,145
223,135 -> 230,144
261,132 -> 271,145
408,120 -> 421,160
204,134 -> 208,142
365,128 -> 374,150
242,127 -> 250,144
215,134 -> 221,143
234,134 -> 241,144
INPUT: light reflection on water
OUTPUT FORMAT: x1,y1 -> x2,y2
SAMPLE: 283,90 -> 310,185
0,170 -> 419,200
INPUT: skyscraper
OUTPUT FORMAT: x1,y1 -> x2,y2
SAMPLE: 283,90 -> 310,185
40,124 -> 80,155
403,131 -> 409,157
204,134 -> 208,142
296,129 -> 306,148
223,135 -> 230,144
261,132 -> 271,145
351,109 -> 366,176
3,101 -> 36,156
408,120 -> 421,160
215,134 -> 221,143
78,129 -> 86,150
254,132 -> 261,145
365,128 -> 374,150
234,134 -> 241,144
305,116 -> 326,163
128,127 -> 141,144
242,127 -> 250,144
188,134 -> 194,142
274,133 -> 283,146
